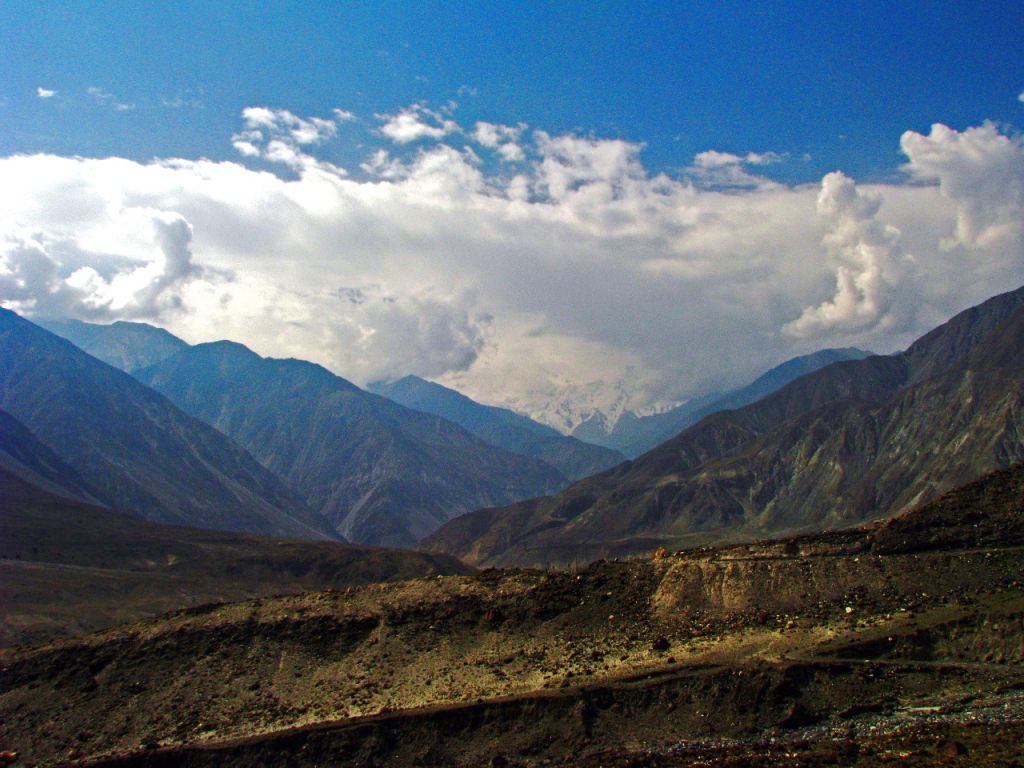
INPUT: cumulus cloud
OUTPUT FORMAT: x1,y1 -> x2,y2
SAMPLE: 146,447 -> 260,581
686,149 -> 784,188
472,121 -> 526,162
377,104 -> 459,144
328,286 -> 486,380
533,132 -> 647,204
231,107 -> 344,173
785,172 -> 914,338
36,87 -> 56,99
1,112 -> 1022,426
901,122 -> 1024,252
0,208 -> 199,321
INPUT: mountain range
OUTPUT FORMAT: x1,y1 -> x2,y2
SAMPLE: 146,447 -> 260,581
36,316 -> 626,547
368,375 -> 624,481
424,285 -> 1024,566
0,309 -> 336,540
132,342 -> 567,547
570,347 -> 873,457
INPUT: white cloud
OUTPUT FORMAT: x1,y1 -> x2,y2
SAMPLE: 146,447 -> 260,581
86,86 -> 133,111
901,121 -> 1024,252
231,107 -> 345,174
472,121 -> 525,162
36,87 -> 56,99
687,149 -> 784,188
161,91 -> 203,109
377,104 -> 459,144
239,107 -> 338,145
0,206 -> 200,321
332,108 -> 357,122
785,172 -> 914,338
1,115 -> 1022,424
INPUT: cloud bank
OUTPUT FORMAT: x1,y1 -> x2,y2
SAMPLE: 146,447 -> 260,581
1,105 -> 1022,427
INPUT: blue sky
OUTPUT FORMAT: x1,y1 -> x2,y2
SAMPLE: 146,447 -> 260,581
4,1 -> 1022,182
2,2 -> 1024,428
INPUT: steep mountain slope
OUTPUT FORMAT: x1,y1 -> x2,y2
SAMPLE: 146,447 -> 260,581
5,463 -> 1024,767
0,468 -> 472,647
0,407 -> 99,503
35,317 -> 189,372
369,375 -> 624,481
425,286 -> 1024,566
0,309 -> 336,540
572,348 -> 873,457
135,342 -> 566,547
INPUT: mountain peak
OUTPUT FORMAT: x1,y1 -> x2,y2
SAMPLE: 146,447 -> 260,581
191,339 -> 261,360
32,316 -> 189,372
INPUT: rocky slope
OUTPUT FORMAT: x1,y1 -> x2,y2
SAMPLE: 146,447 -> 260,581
134,342 -> 566,548
0,309 -> 336,540
425,286 -> 1024,567
0,407 -> 99,504
369,375 -> 624,481
2,463 -> 1023,767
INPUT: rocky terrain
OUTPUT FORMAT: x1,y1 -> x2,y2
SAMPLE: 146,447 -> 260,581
426,285 -> 1024,567
2,463 -> 1023,767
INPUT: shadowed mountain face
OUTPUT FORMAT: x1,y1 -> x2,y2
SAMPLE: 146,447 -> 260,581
0,407 -> 99,504
35,317 -> 189,372
135,343 -> 567,548
425,286 -> 1024,567
369,375 -> 624,481
0,468 -> 473,647
572,348 -> 873,458
0,310 -> 337,540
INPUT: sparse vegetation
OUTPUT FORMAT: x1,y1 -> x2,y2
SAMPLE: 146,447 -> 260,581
3,465 -> 1024,766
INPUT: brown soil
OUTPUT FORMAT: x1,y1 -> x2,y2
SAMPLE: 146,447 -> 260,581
3,466 -> 1024,767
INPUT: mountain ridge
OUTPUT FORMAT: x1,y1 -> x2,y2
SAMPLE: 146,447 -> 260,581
425,286 -> 1024,566
135,342 -> 567,547
369,375 -> 624,481
34,317 -> 189,372
570,347 -> 874,457
0,309 -> 337,540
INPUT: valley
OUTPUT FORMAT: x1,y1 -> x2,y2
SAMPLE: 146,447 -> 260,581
3,288 -> 1024,767
3,464 -> 1024,766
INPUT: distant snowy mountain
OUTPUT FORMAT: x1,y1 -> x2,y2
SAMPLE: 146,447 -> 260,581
490,349 -> 875,459
492,372 -> 654,436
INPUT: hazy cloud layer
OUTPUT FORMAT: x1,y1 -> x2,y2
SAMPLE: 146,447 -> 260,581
1,106 -> 1022,425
